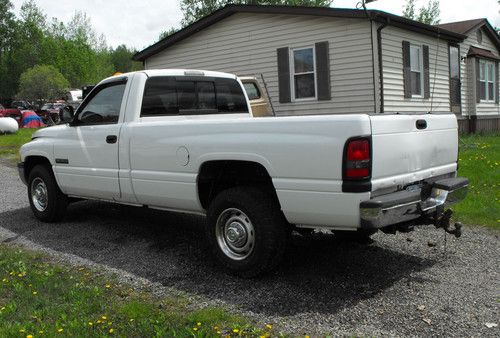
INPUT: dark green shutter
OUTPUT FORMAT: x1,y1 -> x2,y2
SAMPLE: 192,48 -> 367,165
277,47 -> 291,103
315,41 -> 331,101
476,58 -> 481,103
423,45 -> 430,99
402,41 -> 411,98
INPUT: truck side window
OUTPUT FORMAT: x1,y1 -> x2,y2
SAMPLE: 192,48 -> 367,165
77,82 -> 126,125
216,79 -> 249,114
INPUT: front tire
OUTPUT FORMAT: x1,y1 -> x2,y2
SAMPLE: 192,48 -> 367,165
206,187 -> 289,278
28,164 -> 68,222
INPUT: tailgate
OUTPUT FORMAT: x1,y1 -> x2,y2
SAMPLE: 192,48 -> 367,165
369,114 -> 458,191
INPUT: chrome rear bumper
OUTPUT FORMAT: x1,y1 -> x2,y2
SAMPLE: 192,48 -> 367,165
360,177 -> 468,229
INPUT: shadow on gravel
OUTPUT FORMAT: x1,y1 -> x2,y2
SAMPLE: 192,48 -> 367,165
0,201 -> 436,316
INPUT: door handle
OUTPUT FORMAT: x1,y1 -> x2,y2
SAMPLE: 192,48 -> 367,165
106,135 -> 117,144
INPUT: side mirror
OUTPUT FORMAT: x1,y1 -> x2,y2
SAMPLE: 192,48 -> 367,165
61,105 -> 75,123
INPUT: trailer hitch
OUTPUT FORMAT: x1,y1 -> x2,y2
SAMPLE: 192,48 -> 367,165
434,208 -> 462,238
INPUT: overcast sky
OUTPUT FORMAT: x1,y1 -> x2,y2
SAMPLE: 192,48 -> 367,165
10,0 -> 500,50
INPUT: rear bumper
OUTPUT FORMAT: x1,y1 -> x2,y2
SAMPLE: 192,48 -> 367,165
18,162 -> 27,185
360,177 -> 468,229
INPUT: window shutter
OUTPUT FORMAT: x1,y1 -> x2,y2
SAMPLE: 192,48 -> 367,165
496,62 -> 499,104
277,47 -> 291,103
476,58 -> 481,103
402,41 -> 411,98
423,45 -> 430,99
315,41 -> 331,101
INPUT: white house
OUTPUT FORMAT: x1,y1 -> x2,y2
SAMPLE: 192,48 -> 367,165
435,18 -> 500,132
134,5 -> 500,133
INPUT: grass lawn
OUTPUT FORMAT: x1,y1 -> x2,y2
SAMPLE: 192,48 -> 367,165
455,134 -> 500,229
0,129 -> 34,163
0,245 -> 274,337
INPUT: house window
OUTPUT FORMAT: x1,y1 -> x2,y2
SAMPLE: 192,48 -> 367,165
290,47 -> 316,100
479,60 -> 495,102
476,30 -> 483,44
410,45 -> 424,97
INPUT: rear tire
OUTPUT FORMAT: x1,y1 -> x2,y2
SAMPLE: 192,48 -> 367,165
28,164 -> 68,222
206,187 -> 289,278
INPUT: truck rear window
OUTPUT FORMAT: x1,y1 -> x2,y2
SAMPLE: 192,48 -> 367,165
141,76 -> 248,116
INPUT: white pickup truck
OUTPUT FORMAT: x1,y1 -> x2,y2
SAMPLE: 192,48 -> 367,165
18,69 -> 468,277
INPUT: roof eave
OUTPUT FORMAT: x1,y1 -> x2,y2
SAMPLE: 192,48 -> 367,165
133,4 -> 466,61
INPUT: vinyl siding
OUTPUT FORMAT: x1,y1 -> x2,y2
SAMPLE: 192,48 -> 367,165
145,13 -> 375,115
460,27 -> 500,116
381,26 -> 450,113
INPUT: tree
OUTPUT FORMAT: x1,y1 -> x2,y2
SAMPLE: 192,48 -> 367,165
109,44 -> 143,72
17,65 -> 69,103
402,0 -> 415,20
180,0 -> 332,26
402,0 -> 440,25
158,27 -> 179,41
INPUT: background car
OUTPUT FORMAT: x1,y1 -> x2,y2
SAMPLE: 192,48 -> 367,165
11,100 -> 33,110
0,104 -> 22,126
38,101 -> 66,124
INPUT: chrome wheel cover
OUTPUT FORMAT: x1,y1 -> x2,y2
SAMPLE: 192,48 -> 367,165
31,177 -> 48,212
215,208 -> 255,260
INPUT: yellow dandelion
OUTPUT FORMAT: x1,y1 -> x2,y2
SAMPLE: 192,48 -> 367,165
32,291 -> 37,295
197,322 -> 202,326
305,336 -> 310,338
109,328 -> 114,334
102,315 -> 107,320
105,284 -> 111,288
217,331 -> 221,334
88,322 -> 93,326
192,327 -> 198,331
26,335 -> 33,338
233,328 -> 239,333
266,324 -> 272,330
57,328 -> 63,333
97,320 -> 102,324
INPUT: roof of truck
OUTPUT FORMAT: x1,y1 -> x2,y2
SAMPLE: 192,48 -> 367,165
100,69 -> 238,84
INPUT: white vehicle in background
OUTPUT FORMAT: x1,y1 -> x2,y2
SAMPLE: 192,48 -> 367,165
18,69 -> 468,277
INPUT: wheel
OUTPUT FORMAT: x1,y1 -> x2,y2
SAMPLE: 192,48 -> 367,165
206,187 -> 289,277
28,164 -> 68,222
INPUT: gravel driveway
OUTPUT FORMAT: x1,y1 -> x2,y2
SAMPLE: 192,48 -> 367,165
0,163 -> 498,337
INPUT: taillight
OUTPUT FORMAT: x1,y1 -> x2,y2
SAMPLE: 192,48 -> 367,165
344,137 -> 371,180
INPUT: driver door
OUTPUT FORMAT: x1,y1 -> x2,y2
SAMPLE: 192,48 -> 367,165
53,78 -> 128,200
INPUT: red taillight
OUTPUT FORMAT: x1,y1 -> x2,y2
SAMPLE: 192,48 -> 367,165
344,138 -> 371,180
347,140 -> 370,161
